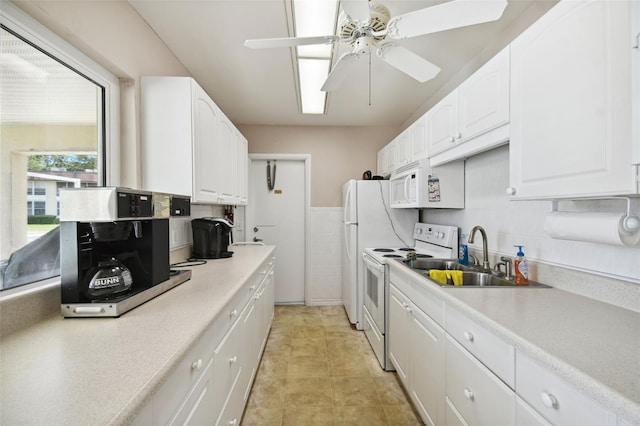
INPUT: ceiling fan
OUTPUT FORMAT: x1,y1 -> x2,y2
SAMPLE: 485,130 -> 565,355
244,0 -> 508,92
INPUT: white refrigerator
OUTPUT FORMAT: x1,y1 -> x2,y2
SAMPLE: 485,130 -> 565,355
342,179 -> 418,329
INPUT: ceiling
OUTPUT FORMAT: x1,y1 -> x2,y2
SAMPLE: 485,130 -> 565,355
128,0 -> 555,128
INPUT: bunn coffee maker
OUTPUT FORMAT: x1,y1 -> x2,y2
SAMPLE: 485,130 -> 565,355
59,187 -> 190,317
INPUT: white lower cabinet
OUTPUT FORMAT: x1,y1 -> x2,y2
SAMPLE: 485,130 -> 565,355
516,395 -> 552,426
133,257 -> 274,425
516,352 -> 616,426
445,335 -> 515,425
389,276 -> 445,426
410,302 -> 445,426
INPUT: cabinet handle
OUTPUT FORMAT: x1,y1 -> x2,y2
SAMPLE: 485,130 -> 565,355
249,285 -> 256,291
191,359 -> 203,371
463,388 -> 474,401
540,391 -> 558,409
230,309 -> 239,318
456,132 -> 462,139
229,418 -> 238,426
506,187 -> 516,196
450,136 -> 455,143
229,355 -> 238,365
463,331 -> 474,342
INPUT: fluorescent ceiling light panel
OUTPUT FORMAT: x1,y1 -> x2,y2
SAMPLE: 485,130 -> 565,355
293,0 -> 338,114
298,58 -> 330,114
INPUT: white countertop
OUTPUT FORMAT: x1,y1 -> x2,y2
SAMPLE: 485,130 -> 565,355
0,245 -> 275,425
388,260 -> 640,424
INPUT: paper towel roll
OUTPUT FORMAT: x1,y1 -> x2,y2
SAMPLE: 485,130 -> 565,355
544,211 -> 640,246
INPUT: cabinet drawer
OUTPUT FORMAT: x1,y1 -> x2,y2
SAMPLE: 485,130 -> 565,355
169,357 -> 216,425
213,311 -> 244,421
154,322 -> 217,424
445,335 -> 515,425
411,280 -> 444,327
446,306 -> 514,387
516,352 -> 615,426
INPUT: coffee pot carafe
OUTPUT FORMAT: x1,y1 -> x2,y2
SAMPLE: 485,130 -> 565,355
84,257 -> 133,300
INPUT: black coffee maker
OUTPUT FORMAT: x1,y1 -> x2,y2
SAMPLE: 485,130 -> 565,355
191,217 -> 234,259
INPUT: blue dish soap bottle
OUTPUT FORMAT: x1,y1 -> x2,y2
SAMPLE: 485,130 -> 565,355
459,233 -> 469,265
514,245 -> 529,285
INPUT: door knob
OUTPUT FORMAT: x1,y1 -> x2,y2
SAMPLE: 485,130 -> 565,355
253,227 -> 259,232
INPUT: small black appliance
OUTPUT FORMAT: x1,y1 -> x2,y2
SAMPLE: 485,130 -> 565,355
191,217 -> 234,259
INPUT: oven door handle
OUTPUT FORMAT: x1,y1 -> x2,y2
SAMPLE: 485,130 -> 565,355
362,252 -> 386,273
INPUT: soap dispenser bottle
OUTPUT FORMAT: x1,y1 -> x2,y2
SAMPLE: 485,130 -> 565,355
514,245 -> 529,285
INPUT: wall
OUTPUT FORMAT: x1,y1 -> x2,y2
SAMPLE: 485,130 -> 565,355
424,146 -> 640,304
239,125 -> 398,207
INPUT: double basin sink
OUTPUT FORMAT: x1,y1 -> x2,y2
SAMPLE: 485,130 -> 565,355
400,258 -> 550,288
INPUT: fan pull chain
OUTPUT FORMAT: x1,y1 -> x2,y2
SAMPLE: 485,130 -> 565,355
368,52 -> 372,106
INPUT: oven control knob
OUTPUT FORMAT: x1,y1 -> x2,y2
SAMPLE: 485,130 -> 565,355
437,232 -> 444,239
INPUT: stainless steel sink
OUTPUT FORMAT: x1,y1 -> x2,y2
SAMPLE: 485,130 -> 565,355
400,258 -> 550,288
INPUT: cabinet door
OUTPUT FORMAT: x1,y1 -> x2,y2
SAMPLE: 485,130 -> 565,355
410,305 -> 445,426
388,284 -> 411,385
213,315 -> 243,425
410,114 -> 428,162
236,133 -> 248,205
169,358 -> 216,426
219,116 -> 237,203
192,82 -> 223,203
458,47 -> 509,142
509,0 -> 636,199
377,149 -> 385,176
427,90 -> 458,156
445,335 -> 515,426
395,129 -> 411,168
516,396 -> 552,426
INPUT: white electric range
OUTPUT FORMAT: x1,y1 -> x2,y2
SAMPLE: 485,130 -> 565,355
362,222 -> 459,370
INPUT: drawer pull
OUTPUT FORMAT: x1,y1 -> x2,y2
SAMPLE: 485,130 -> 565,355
249,285 -> 256,291
230,309 -> 238,318
541,391 -> 558,409
191,359 -> 203,371
229,418 -> 238,426
229,355 -> 238,365
463,388 -> 474,401
463,331 -> 474,342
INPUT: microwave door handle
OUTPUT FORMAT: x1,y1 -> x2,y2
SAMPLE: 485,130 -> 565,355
404,175 -> 411,203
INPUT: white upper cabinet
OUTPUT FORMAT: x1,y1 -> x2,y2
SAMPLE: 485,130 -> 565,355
409,113 -> 428,162
395,129 -> 412,168
140,76 -> 248,205
427,47 -> 510,166
508,0 -> 638,199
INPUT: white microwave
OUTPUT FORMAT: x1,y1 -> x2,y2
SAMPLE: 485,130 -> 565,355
389,159 -> 465,209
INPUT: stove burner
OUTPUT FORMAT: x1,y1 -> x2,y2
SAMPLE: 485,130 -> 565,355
373,248 -> 395,252
383,254 -> 403,258
416,254 -> 433,258
398,248 -> 416,251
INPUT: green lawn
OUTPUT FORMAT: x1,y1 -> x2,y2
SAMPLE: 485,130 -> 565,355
27,224 -> 59,232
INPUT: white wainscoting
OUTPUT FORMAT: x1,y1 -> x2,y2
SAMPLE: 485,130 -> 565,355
307,207 -> 343,305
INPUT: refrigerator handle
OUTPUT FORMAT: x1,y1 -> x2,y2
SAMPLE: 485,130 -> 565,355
344,222 -> 352,262
343,184 -> 352,223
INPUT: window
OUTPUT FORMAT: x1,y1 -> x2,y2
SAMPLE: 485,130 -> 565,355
0,4 -> 120,292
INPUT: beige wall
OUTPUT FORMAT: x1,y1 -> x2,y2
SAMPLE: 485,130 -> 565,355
239,125 -> 399,207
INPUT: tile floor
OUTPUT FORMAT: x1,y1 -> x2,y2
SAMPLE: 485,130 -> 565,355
241,305 -> 423,425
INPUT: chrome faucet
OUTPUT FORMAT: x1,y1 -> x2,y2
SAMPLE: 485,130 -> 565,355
494,256 -> 513,280
468,226 -> 491,273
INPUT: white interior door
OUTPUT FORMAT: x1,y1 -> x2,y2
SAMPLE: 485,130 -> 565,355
248,158 -> 306,304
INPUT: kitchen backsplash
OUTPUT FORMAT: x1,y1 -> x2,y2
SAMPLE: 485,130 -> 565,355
169,204 -> 225,250
424,145 -> 640,292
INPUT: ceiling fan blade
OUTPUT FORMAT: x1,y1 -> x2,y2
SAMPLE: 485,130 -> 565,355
244,35 -> 339,49
321,52 -> 360,92
386,0 -> 508,40
341,0 -> 371,23
376,43 -> 440,83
